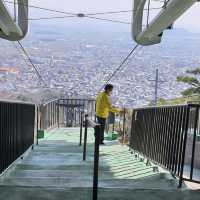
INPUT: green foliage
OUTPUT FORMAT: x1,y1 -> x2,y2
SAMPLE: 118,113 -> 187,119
177,76 -> 200,86
181,88 -> 200,96
186,68 -> 200,75
157,95 -> 200,106
157,97 -> 186,106
177,67 -> 200,96
156,98 -> 167,106
157,67 -> 200,106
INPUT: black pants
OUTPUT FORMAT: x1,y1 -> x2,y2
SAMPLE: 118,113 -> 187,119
97,116 -> 106,143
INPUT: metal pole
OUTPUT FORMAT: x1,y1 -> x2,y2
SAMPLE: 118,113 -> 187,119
36,106 -> 39,145
93,125 -> 100,200
122,108 -> 126,144
57,100 -> 60,128
179,106 -> 190,188
154,69 -> 159,106
190,106 -> 199,180
83,114 -> 88,161
79,112 -> 83,146
148,69 -> 166,106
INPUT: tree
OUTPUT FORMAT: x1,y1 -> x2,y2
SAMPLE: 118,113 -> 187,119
177,68 -> 200,96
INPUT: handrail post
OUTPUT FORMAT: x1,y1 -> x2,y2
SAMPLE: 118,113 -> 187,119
36,106 -> 39,145
79,112 -> 83,146
57,100 -> 60,128
179,106 -> 190,188
190,106 -> 199,180
122,108 -> 126,144
93,125 -> 100,200
83,114 -> 88,161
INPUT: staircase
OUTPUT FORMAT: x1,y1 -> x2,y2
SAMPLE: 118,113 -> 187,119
0,128 -> 199,200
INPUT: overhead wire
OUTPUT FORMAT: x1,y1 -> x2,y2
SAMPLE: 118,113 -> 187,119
12,42 -> 44,89
26,15 -> 77,21
99,44 -> 140,92
3,0 -> 165,27
86,7 -> 163,16
85,16 -> 131,25
4,0 -> 163,15
12,43 -> 65,90
25,15 -> 148,26
16,41 -> 47,86
4,0 -> 75,15
12,42 -> 33,68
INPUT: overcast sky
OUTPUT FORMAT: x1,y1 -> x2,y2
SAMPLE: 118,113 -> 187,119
29,0 -> 200,32
7,0 -> 200,32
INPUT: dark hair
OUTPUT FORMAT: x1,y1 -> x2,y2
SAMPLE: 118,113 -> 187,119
104,84 -> 113,91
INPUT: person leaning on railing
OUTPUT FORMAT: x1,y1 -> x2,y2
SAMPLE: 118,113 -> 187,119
96,84 -> 124,145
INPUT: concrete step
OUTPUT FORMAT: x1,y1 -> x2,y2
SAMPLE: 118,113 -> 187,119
0,186 -> 199,200
0,174 -> 178,189
8,167 -> 156,178
21,155 -> 94,166
1,128 -> 192,200
14,163 -> 110,171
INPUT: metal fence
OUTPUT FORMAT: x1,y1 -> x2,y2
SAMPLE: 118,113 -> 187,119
0,101 -> 35,174
38,100 -> 58,130
183,104 -> 200,185
129,104 -> 200,187
38,98 -> 95,130
57,98 -> 95,127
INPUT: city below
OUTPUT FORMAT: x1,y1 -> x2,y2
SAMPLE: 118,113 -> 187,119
0,22 -> 200,108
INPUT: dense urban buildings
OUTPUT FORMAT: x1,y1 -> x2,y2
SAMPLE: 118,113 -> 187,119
0,23 -> 200,107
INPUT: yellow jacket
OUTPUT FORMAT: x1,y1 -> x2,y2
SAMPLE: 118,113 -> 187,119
96,92 -> 119,118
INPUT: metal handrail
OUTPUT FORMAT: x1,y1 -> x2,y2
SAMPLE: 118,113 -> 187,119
133,104 -> 192,111
0,98 -> 35,105
129,104 -> 200,187
80,114 -> 100,200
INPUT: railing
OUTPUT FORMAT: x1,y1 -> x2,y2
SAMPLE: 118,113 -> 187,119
38,98 -> 95,130
106,109 -> 132,144
183,104 -> 200,185
80,114 -> 101,200
38,99 -> 58,130
2,95 -> 200,191
129,104 -> 200,187
58,98 -> 95,127
0,97 -> 95,175
0,101 -> 35,174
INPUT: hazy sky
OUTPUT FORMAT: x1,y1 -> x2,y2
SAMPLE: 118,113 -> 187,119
5,0 -> 200,32
27,0 -> 200,32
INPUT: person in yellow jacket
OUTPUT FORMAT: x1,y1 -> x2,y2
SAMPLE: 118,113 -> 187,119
96,84 -> 121,144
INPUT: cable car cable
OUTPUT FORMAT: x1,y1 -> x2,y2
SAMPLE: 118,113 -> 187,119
99,44 -> 140,92
4,1 -> 163,17
17,41 -> 47,86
